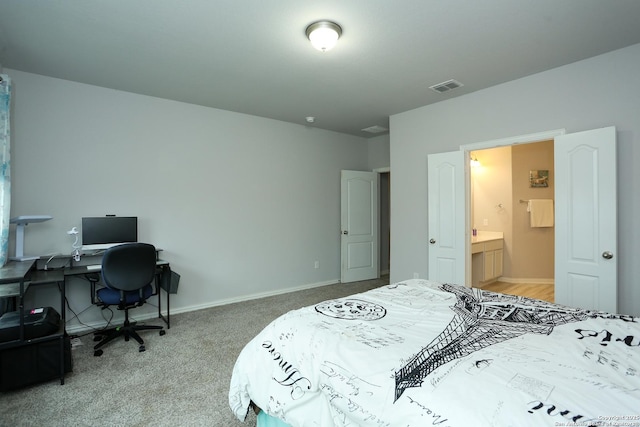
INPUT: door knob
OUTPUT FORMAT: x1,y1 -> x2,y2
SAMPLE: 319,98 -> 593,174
429,239 -> 436,244
343,230 -> 348,235
602,251 -> 614,259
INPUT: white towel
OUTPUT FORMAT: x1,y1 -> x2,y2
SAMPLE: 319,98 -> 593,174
528,199 -> 554,227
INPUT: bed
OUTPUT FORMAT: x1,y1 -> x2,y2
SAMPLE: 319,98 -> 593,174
229,279 -> 640,426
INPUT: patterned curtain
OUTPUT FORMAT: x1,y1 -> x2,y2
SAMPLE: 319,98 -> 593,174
0,75 -> 11,267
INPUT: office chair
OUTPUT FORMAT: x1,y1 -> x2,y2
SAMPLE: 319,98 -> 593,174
93,242 -> 165,356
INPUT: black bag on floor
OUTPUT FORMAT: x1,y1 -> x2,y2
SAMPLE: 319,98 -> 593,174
0,334 -> 72,391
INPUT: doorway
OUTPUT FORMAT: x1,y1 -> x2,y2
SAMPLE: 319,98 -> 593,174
428,127 -> 617,311
469,141 -> 555,301
379,171 -> 390,276
340,169 -> 390,283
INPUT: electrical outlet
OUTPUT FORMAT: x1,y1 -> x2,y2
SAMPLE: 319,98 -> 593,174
314,261 -> 320,269
483,218 -> 489,226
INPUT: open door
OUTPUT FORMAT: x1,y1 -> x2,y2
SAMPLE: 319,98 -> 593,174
555,126 -> 617,312
340,170 -> 379,283
428,127 -> 616,310
427,151 -> 466,285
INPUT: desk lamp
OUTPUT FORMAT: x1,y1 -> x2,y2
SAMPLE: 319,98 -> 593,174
9,215 -> 53,261
67,226 -> 81,261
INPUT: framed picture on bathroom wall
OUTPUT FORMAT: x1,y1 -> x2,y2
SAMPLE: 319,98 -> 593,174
529,170 -> 549,187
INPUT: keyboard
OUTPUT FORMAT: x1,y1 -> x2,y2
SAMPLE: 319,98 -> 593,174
86,265 -> 101,271
81,243 -> 124,251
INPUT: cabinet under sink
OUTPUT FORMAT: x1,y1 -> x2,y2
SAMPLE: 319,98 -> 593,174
471,232 -> 504,286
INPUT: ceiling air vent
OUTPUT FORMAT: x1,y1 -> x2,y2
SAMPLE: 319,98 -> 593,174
429,79 -> 464,94
361,125 -> 388,134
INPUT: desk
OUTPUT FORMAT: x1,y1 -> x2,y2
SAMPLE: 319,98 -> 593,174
1,255 -> 172,389
0,261 -> 38,341
63,259 -> 173,329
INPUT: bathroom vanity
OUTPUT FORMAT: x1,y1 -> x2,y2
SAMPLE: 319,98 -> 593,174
471,231 -> 504,286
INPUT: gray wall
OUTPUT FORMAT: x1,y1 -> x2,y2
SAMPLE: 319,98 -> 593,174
390,43 -> 640,315
7,70 -> 388,330
510,141 -> 555,281
367,134 -> 390,170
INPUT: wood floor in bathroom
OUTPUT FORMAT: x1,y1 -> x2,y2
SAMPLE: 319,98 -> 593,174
478,281 -> 554,303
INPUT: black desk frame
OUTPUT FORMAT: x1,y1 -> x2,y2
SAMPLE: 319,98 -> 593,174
63,257 -> 172,329
0,253 -> 172,389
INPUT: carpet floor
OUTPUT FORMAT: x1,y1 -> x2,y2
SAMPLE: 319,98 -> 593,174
0,275 -> 388,426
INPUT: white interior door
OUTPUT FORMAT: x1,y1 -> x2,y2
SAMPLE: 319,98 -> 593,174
341,170 -> 379,283
555,126 -> 617,312
427,151 -> 466,285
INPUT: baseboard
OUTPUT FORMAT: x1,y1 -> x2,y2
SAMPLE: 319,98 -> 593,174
170,278 -> 341,316
65,278 -> 341,335
497,277 -> 555,285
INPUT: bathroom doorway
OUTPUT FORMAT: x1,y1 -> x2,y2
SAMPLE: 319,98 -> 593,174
470,140 -> 555,302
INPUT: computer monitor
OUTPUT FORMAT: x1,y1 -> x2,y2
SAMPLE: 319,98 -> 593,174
81,216 -> 138,251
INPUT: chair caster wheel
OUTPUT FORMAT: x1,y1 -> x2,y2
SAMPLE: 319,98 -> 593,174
159,330 -> 166,336
94,349 -> 103,357
93,335 -> 102,342
139,345 -> 146,352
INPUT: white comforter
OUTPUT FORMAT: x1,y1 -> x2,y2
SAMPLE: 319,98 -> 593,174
229,279 -> 640,426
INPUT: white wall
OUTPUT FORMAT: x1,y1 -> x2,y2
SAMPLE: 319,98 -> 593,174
390,43 -> 640,315
7,70 -> 386,329
471,146 -> 513,277
367,134 -> 390,170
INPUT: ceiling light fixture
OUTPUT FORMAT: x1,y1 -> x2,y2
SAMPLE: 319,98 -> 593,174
305,21 -> 342,52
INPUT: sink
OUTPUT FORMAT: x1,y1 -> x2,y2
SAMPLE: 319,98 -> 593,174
472,231 -> 503,243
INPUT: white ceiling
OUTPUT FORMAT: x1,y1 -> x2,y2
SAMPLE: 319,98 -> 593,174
2,0 -> 640,137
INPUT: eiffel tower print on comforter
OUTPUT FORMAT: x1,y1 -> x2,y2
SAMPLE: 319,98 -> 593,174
229,279 -> 640,426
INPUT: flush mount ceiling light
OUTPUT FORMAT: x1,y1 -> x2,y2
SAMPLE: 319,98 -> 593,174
305,21 -> 342,52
